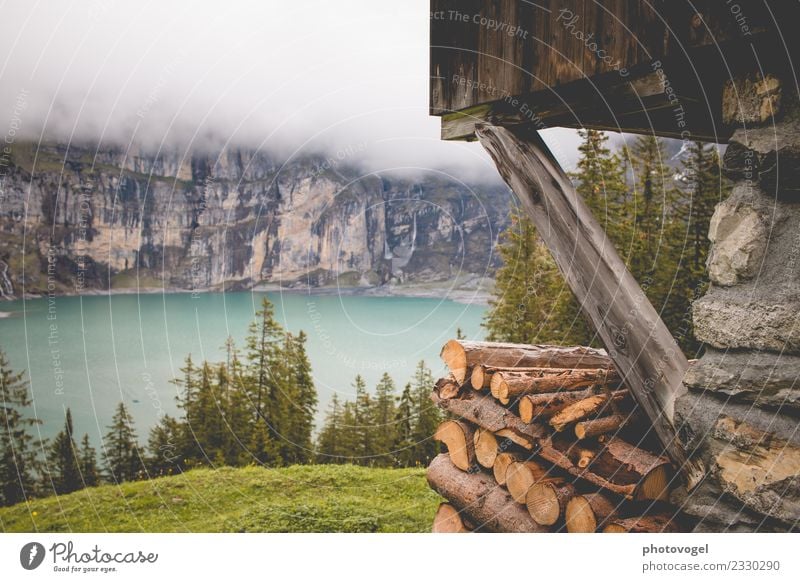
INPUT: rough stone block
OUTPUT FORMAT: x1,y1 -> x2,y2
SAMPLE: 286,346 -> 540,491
707,199 -> 767,286
683,348 -> 800,412
693,294 -> 800,353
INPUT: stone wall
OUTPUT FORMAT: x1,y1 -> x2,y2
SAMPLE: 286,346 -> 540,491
673,73 -> 800,532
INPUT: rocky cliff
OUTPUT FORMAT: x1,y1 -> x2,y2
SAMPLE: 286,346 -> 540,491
0,142 -> 510,298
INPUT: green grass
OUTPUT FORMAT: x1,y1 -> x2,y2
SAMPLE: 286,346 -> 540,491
0,465 -> 440,533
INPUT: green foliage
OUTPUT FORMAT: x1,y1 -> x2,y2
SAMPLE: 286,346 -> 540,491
0,465 -> 439,533
163,297 -> 318,469
45,409 -> 81,495
484,131 -> 729,355
0,349 -> 42,506
78,434 -> 99,488
102,403 -> 144,483
315,361 -> 440,468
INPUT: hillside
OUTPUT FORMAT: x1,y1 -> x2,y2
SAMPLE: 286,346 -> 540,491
0,142 -> 510,299
0,465 -> 440,533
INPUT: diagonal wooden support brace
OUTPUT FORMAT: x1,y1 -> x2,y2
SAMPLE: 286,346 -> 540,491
476,124 -> 704,489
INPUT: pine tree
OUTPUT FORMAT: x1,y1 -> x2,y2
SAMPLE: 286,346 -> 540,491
338,401 -> 358,463
245,297 -> 285,423
78,434 -> 99,487
102,402 -> 144,483
409,361 -> 440,466
172,354 -> 198,464
629,135 -> 669,283
483,208 -> 585,344
281,331 -> 317,464
372,373 -> 397,466
46,408 -> 81,494
316,393 -> 342,463
0,350 -> 41,506
146,415 -> 183,476
393,383 -> 414,467
352,375 -> 372,464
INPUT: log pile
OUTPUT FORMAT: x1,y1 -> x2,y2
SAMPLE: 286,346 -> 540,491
427,339 -> 684,533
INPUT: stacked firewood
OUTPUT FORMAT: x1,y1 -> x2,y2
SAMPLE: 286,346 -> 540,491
427,339 -> 684,533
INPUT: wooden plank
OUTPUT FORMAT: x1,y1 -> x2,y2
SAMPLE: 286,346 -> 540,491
475,124 -> 704,488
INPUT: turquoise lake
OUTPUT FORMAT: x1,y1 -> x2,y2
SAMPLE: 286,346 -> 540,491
0,292 -> 486,443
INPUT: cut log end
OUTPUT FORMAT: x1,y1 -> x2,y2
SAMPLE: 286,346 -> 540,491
565,495 -> 598,533
440,339 -> 467,384
433,420 -> 475,472
473,428 -> 499,469
470,365 -> 488,390
505,460 -> 557,504
432,503 -> 470,533
526,482 -> 575,526
519,396 -> 534,423
635,464 -> 671,501
489,374 -> 509,400
493,452 -> 519,486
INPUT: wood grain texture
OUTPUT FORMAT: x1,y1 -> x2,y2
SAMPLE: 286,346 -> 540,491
427,454 -> 548,532
475,125 -> 702,488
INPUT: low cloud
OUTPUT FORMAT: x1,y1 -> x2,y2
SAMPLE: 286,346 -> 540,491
0,0 -> 583,181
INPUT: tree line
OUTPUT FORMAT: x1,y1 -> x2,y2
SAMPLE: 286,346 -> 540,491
0,297 -> 319,507
1,294 -> 444,508
315,362 -> 441,467
484,132 -> 729,355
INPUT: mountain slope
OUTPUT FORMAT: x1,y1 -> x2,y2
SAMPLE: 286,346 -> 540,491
0,465 -> 439,533
0,142 -> 510,298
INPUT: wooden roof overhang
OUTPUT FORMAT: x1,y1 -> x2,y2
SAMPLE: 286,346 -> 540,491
430,0 -> 797,143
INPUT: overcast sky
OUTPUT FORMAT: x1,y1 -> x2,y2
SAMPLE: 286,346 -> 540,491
0,0 -> 583,179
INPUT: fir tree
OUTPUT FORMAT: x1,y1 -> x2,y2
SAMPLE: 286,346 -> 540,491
46,408 -> 81,494
281,331 -> 317,464
393,383 -> 415,467
316,393 -> 342,463
372,373 -> 397,466
146,415 -> 183,476
102,402 -> 144,483
0,350 -> 41,506
245,297 -> 285,424
352,375 -> 372,464
78,434 -> 99,487
409,361 -> 440,466
483,208 -> 580,344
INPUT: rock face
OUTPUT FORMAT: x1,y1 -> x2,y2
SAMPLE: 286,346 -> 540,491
0,142 -> 510,297
677,73 -> 800,532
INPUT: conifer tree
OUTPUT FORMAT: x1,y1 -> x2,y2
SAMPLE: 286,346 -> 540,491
146,415 -> 183,476
483,208 -> 577,344
0,350 -> 41,506
102,402 -> 144,483
47,408 -> 81,494
393,382 -> 415,467
316,393 -> 342,463
281,331 -> 317,464
245,297 -> 285,425
352,375 -> 372,464
409,361 -> 440,466
78,434 -> 99,487
372,373 -> 397,466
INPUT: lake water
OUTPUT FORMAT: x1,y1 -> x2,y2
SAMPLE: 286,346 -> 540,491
0,292 -> 486,444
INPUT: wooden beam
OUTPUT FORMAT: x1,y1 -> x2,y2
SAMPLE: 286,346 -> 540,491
475,125 -> 704,489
